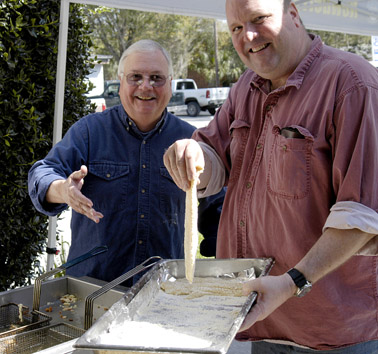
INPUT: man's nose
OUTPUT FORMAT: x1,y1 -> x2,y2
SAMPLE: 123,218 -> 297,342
244,23 -> 257,42
138,77 -> 154,89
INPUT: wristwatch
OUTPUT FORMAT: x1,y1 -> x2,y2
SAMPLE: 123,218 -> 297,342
287,268 -> 312,298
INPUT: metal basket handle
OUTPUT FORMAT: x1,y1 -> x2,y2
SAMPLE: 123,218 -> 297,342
32,245 -> 108,311
84,256 -> 162,329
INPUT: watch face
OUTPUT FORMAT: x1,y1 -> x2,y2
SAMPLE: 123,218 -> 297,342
296,282 -> 312,298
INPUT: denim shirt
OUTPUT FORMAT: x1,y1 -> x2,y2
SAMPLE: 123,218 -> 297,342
28,105 -> 224,284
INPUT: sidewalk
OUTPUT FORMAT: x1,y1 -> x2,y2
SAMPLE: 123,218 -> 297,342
228,339 -> 251,353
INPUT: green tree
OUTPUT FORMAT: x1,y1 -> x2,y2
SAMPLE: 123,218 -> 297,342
85,7 -> 243,84
311,30 -> 372,60
188,21 -> 245,87
85,7 -> 158,79
0,0 -> 94,291
147,14 -> 217,80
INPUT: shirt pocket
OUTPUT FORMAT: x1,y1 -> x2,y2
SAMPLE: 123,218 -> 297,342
84,162 -> 130,211
267,125 -> 314,199
159,167 -> 185,222
229,119 -> 251,182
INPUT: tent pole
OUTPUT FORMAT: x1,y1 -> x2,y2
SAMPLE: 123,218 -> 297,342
46,0 -> 70,272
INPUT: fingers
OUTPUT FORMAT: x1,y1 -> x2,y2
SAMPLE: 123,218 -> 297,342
163,139 -> 204,191
242,277 -> 261,295
239,302 -> 264,332
81,207 -> 104,224
69,188 -> 103,223
70,165 -> 88,185
238,278 -> 265,331
238,275 -> 295,333
164,139 -> 189,190
66,166 -> 103,223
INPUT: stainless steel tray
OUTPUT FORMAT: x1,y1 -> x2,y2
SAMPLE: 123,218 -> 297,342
75,258 -> 274,354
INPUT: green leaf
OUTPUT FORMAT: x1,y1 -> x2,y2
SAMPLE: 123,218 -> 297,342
0,0 -> 95,291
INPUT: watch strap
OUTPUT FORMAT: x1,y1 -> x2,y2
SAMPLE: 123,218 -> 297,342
287,268 -> 308,288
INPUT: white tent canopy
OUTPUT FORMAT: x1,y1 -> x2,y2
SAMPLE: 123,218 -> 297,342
295,0 -> 378,36
70,0 -> 378,36
46,0 -> 378,270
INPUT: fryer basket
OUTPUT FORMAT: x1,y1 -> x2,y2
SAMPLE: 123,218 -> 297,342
0,303 -> 51,339
0,322 -> 85,354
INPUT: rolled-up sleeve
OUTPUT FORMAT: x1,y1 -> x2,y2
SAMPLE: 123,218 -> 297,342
28,162 -> 68,216
197,142 -> 226,198
323,201 -> 378,255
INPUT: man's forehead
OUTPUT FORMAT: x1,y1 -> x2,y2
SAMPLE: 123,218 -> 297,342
124,51 -> 169,73
226,0 -> 283,14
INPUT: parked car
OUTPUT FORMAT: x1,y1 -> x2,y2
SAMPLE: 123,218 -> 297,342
88,80 -> 187,115
171,79 -> 230,116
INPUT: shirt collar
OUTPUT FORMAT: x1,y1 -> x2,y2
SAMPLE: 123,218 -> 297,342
118,106 -> 168,138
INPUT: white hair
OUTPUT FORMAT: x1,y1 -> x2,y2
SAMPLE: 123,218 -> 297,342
117,39 -> 173,78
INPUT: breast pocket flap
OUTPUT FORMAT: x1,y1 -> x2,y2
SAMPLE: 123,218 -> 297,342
89,163 -> 130,181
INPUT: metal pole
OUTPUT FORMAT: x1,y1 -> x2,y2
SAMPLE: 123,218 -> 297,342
213,20 -> 220,87
46,0 -> 70,272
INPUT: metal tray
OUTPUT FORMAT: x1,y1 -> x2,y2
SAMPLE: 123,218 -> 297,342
75,258 -> 274,354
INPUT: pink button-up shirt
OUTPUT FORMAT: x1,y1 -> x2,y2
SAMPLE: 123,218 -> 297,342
194,35 -> 378,350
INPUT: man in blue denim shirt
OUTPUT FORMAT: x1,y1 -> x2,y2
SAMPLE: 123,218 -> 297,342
28,40 -> 224,285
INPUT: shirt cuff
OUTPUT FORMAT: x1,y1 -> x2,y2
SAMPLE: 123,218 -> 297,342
323,201 -> 378,255
197,142 -> 225,198
35,175 -> 68,216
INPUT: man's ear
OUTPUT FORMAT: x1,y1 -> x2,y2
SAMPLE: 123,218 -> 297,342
169,77 -> 173,98
289,2 -> 302,28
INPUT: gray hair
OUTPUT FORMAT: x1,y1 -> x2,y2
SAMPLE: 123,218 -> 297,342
117,39 -> 173,78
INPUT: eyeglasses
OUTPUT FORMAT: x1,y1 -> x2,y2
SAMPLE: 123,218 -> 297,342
122,73 -> 170,87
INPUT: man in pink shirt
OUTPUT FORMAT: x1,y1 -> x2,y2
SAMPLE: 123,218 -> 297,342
164,0 -> 378,352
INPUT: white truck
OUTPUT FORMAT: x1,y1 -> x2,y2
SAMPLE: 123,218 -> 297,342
171,79 -> 230,117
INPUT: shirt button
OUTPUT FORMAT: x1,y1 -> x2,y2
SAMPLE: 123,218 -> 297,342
129,121 -> 132,126
246,182 -> 252,189
138,240 -> 143,245
239,221 -> 245,227
140,214 -> 145,219
283,145 -> 288,151
142,164 -> 146,169
143,140 -> 147,144
141,189 -> 146,194
106,173 -> 111,178
256,144 -> 263,150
